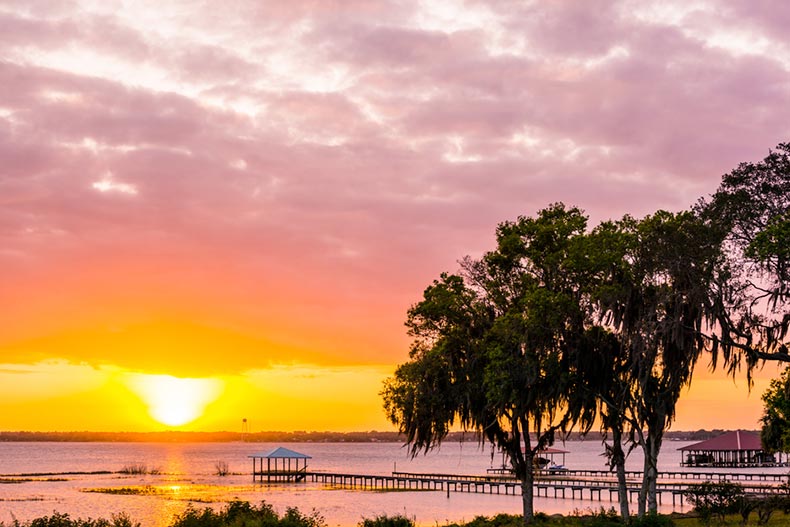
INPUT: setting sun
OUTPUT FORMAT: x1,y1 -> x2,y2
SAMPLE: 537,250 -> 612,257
125,374 -> 224,426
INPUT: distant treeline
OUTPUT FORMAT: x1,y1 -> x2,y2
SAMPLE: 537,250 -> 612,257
0,429 -> 751,443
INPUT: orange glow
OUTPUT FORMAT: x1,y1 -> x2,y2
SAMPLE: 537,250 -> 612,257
125,374 -> 224,427
0,360 -> 395,431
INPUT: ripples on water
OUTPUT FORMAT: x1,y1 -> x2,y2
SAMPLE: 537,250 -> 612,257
1,441 -> 786,527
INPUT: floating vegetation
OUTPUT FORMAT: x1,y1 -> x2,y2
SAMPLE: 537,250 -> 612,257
81,484 -> 241,502
0,477 -> 68,484
214,461 -> 229,477
83,485 -> 160,496
0,471 -> 109,477
119,463 -> 162,475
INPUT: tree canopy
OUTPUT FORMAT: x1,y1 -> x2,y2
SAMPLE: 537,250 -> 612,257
761,366 -> 790,455
383,204 -> 597,523
704,142 -> 790,370
383,141 -> 790,525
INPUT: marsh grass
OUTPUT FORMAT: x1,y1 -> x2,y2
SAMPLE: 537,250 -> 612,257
82,486 -> 159,496
214,461 -> 229,477
118,464 -> 161,475
1,478 -> 69,484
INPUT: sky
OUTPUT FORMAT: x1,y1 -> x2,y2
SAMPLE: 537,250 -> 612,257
1,0 -> 789,433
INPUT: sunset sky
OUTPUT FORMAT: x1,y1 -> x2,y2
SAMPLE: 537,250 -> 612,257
1,0 -> 789,433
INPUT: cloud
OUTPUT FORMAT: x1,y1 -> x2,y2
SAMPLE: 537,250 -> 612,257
1,0 -> 789,376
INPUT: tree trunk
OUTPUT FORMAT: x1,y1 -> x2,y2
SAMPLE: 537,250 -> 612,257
638,427 -> 662,515
611,427 -> 630,521
646,429 -> 662,514
521,450 -> 535,525
638,445 -> 649,517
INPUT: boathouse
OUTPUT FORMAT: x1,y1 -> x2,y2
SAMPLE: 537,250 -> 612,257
679,430 -> 783,467
249,446 -> 311,482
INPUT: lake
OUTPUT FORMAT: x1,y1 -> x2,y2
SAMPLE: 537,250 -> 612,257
1,440 -> 785,527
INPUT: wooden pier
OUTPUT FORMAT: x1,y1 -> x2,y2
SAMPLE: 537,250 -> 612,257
297,470 -> 789,506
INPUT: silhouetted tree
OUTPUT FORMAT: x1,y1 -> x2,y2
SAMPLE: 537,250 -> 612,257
704,142 -> 790,371
761,366 -> 790,454
576,211 -> 724,515
382,204 -> 595,525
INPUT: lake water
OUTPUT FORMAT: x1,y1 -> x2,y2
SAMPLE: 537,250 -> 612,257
1,440 -> 787,527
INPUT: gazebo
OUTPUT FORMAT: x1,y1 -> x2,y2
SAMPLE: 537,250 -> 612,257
488,446 -> 570,474
535,447 -> 569,469
679,430 -> 783,467
249,446 -> 311,482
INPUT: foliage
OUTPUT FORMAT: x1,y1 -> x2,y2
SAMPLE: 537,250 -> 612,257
731,495 -> 790,526
1,512 -> 140,527
382,203 -> 727,521
358,515 -> 415,527
683,482 -> 745,525
382,204 -> 601,523
627,514 -> 674,527
703,141 -> 790,371
761,366 -> 790,454
571,507 -> 621,527
169,501 -> 325,527
444,514 -> 543,527
623,211 -> 722,516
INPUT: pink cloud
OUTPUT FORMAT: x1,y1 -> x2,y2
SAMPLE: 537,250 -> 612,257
1,0 -> 789,375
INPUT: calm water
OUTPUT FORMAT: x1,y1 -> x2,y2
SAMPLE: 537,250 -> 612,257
1,440 -> 786,526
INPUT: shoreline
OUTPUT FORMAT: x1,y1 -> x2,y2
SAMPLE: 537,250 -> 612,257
0,430 -> 750,443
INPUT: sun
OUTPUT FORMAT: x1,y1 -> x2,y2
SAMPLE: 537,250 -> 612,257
126,374 -> 224,426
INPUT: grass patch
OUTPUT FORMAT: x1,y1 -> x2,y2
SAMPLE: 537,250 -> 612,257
119,463 -> 161,475
81,484 -> 249,502
0,477 -> 68,484
0,472 -> 111,477
82,485 -> 161,496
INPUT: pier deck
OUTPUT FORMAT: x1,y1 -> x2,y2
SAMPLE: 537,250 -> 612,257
298,470 -> 789,505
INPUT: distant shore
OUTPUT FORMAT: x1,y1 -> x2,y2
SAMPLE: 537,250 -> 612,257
0,429 -> 753,443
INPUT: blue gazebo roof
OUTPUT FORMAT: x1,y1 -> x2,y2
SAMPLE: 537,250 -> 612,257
248,446 -> 312,459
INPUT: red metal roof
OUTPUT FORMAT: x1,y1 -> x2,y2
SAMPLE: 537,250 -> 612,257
679,430 -> 763,452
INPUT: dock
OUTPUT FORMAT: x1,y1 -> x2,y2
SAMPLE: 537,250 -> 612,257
296,469 -> 789,506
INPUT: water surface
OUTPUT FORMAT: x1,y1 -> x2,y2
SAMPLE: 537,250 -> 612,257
1,440 -> 781,526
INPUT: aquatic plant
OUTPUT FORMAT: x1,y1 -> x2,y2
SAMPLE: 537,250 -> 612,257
118,463 -> 161,475
214,461 -> 229,477
119,463 -> 148,475
82,485 -> 159,496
